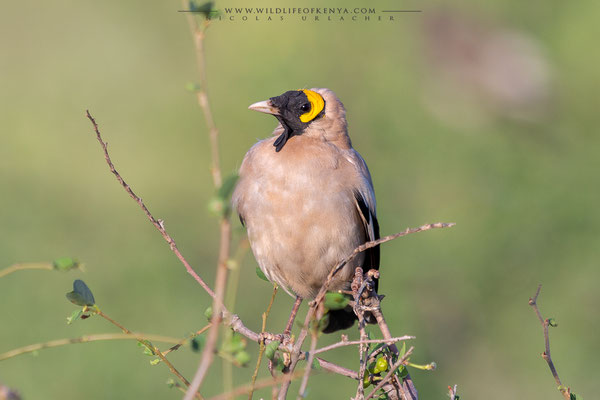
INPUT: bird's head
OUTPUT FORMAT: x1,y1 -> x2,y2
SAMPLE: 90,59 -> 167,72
248,88 -> 348,152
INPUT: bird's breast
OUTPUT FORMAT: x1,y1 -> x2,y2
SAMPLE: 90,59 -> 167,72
234,137 -> 365,299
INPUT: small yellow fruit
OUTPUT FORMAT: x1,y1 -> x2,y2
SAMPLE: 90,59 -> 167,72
376,357 -> 389,373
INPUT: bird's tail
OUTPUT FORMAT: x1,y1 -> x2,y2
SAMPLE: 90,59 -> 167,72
322,307 -> 357,333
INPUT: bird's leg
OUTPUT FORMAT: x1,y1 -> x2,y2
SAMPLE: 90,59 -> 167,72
284,296 -> 303,337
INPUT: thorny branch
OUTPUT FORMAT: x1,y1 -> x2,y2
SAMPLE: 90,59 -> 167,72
528,284 -> 571,400
86,111 -> 215,299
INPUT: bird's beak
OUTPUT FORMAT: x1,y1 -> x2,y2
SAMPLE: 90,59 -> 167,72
248,100 -> 280,116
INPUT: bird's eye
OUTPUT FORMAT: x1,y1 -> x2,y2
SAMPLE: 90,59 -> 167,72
300,103 -> 311,112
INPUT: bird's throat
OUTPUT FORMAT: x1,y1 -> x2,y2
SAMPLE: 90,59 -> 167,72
273,116 -> 295,152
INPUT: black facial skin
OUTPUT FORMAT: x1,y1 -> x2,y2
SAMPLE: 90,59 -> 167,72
269,90 -> 325,152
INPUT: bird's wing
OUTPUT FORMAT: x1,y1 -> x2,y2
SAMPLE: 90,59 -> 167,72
345,149 -> 380,277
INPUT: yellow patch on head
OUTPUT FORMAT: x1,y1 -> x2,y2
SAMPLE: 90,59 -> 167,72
299,89 -> 325,123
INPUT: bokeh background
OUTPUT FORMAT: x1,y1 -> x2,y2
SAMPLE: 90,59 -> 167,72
1,0 -> 598,399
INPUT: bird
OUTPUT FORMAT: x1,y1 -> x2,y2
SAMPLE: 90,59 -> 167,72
232,88 -> 379,333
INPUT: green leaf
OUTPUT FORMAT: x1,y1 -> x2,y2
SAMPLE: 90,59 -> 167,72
255,267 -> 269,282
204,306 -> 213,321
190,336 -> 205,352
166,378 -> 175,388
317,313 -> 329,332
324,292 -> 349,310
265,340 -> 280,360
53,257 -> 79,271
398,365 -> 408,379
217,173 -> 239,201
570,393 -> 581,400
208,173 -> 239,217
66,309 -> 82,324
66,279 -> 95,306
185,82 -> 202,92
189,1 -> 216,18
399,342 -> 406,358
143,347 -> 154,356
150,358 -> 161,366
367,361 -> 377,374
234,350 -> 251,366
222,333 -> 246,354
548,318 -> 558,327
137,340 -> 155,356
311,357 -> 321,370
207,197 -> 225,217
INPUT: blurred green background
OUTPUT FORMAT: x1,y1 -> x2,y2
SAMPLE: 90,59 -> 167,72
1,0 -> 598,399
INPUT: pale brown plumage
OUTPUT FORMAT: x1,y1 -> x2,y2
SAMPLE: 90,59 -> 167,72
232,88 -> 379,332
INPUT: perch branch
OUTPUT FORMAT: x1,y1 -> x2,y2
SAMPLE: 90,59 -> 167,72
87,108 -> 454,398
279,223 -> 453,398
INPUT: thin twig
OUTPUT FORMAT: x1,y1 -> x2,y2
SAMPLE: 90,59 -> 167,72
163,324 -> 212,356
355,270 -> 369,400
223,239 -> 251,394
315,358 -> 359,380
95,309 -> 199,398
0,263 -> 53,279
297,327 -> 319,399
447,385 -> 459,400
249,285 -> 278,399
355,318 -> 368,400
96,309 -> 131,334
183,6 -> 221,188
0,333 -> 181,361
365,347 -> 414,400
313,336 -> 415,356
85,111 -> 216,299
186,218 -> 231,399
528,284 -> 571,400
182,6 -> 235,397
